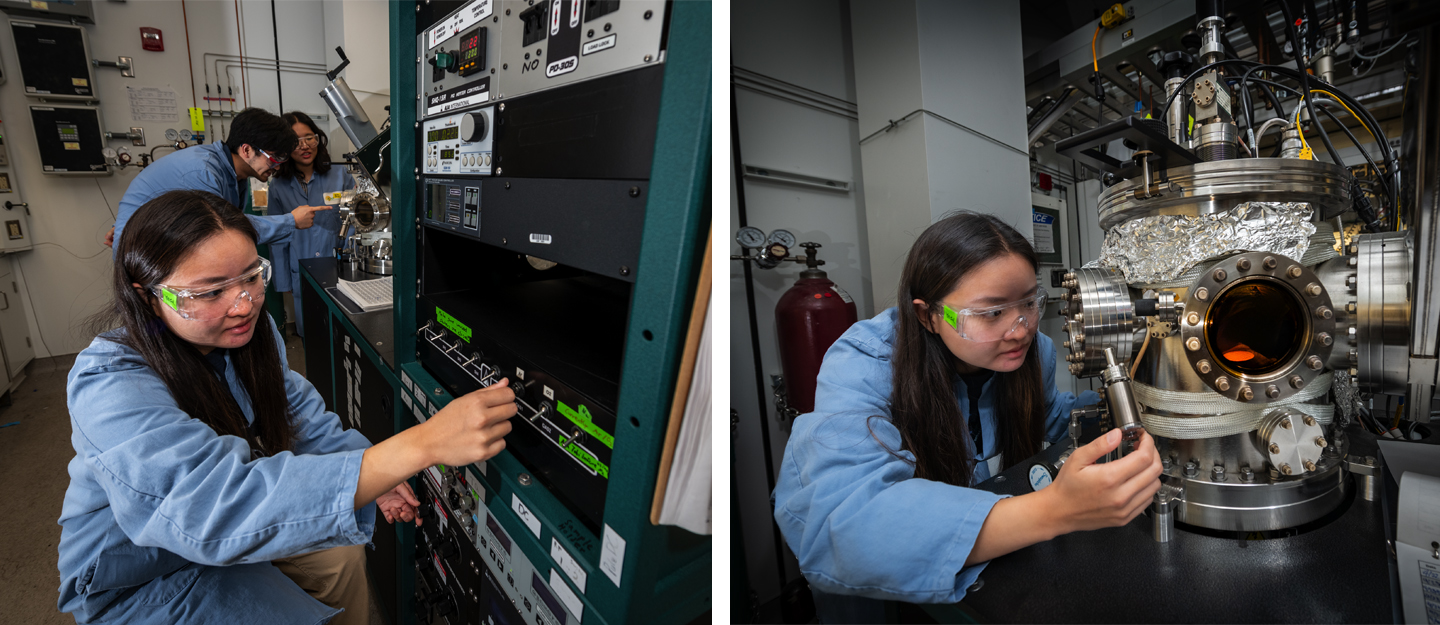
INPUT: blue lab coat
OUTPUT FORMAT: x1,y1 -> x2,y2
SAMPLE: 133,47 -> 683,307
268,167 -> 355,337
57,318 -> 376,623
113,142 -> 295,251
772,307 -> 1099,609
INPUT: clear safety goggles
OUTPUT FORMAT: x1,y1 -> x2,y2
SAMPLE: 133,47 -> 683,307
941,289 -> 1048,343
151,258 -> 271,321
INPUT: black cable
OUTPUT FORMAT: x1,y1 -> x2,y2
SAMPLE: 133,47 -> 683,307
94,179 -> 115,219
1278,1 -> 1341,166
270,0 -> 283,113
1159,59 -> 1260,121
730,78 -> 790,593
1314,102 -> 1384,179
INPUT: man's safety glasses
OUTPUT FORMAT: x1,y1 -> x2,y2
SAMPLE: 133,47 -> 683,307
151,258 -> 271,321
254,146 -> 289,165
941,289 -> 1048,343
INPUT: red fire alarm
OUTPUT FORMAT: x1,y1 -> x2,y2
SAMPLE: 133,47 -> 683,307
140,27 -> 163,52
1037,172 -> 1053,191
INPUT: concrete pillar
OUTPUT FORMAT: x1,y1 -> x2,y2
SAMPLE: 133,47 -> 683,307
850,0 -> 1033,309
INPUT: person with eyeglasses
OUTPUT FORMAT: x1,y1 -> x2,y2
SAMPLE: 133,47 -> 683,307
107,108 -> 333,251
771,211 -> 1163,623
268,111 -> 355,337
59,190 -> 516,624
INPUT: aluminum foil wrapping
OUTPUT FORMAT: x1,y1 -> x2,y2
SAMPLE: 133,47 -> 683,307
1095,202 -> 1317,285
1330,370 -> 1363,430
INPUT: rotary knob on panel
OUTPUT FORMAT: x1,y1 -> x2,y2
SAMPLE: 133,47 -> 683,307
460,111 -> 488,143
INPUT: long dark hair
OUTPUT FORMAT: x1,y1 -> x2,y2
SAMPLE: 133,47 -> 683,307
273,111 -> 331,179
885,211 -> 1047,487
92,190 -> 295,454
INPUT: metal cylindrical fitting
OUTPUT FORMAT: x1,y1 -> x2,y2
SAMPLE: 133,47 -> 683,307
1195,122 -> 1239,162
1153,492 -> 1175,543
1101,348 -> 1144,441
1279,128 -> 1304,159
1165,77 -> 1189,146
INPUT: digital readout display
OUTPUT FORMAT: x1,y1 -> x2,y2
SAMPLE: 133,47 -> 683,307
426,127 -> 458,143
440,149 -> 455,160
461,34 -> 481,62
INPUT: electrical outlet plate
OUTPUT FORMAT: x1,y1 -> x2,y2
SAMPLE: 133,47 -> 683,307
129,126 -> 144,146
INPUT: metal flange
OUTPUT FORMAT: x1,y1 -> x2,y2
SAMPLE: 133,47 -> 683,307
1061,267 -> 1140,378
1178,251 -> 1336,402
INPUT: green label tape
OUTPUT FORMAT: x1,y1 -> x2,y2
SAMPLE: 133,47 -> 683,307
436,307 -> 472,342
161,288 -> 179,311
943,304 -> 958,330
562,437 -> 610,479
556,401 -> 614,449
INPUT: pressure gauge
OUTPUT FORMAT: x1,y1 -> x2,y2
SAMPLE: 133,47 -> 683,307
116,146 -> 130,155
101,147 -> 117,159
1028,464 -> 1055,491
164,128 -> 179,142
179,129 -> 193,141
766,242 -> 789,260
767,229 -> 797,249
735,226 -> 764,249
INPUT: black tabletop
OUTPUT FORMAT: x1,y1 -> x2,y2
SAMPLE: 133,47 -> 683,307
299,258 -> 396,371
921,424 -> 1397,623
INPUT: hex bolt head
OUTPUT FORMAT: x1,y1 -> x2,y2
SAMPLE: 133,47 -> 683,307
1187,312 -> 1200,325
1267,385 -> 1281,398
1280,463 -> 1294,475
1061,292 -> 1071,300
1196,287 -> 1209,300
1162,456 -> 1173,470
1269,443 -> 1281,454
1186,337 -> 1202,351
1197,359 -> 1212,374
518,473 -> 533,486
1346,275 -> 1357,287
1315,436 -> 1327,448
1287,266 -> 1303,279
1212,268 -> 1228,281
1215,377 -> 1231,391
1303,460 -> 1317,472
1236,258 -> 1251,271
1349,325 -> 1358,338
1303,415 -> 1317,427
1348,256 -> 1358,267
1063,340 -> 1071,348
1211,465 -> 1227,481
1074,312 -> 1085,322
1290,375 -> 1305,389
1346,302 -> 1357,313
1263,256 -> 1278,269
1240,386 -> 1254,401
1307,354 -> 1324,369
1240,466 -> 1256,482
1316,307 -> 1333,320
1280,417 -> 1292,429
1306,283 -> 1323,297
1184,461 -> 1199,477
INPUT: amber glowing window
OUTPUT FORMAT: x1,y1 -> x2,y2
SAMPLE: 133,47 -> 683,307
1205,280 -> 1306,376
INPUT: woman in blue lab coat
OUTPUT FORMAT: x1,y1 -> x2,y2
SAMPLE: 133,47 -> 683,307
269,111 -> 354,337
772,211 -> 1164,623
58,190 -> 517,624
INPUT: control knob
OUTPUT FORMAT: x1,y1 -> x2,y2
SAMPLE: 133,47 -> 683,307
510,377 -> 538,400
461,111 -> 488,143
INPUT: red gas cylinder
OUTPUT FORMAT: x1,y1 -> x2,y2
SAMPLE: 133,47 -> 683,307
774,243 -> 858,415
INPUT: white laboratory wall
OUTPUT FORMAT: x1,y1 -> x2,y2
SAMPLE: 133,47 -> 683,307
0,0 -> 386,358
731,0 -> 871,608
322,0 -> 390,155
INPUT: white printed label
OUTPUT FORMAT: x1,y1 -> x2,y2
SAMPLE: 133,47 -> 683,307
466,469 -> 486,505
546,56 -> 579,78
401,371 -> 414,393
599,524 -> 626,587
543,386 -> 555,400
512,494 -> 542,538
476,460 -> 488,476
569,0 -> 580,27
551,537 -> 587,593
433,553 -> 448,582
429,404 -> 439,416
549,0 -> 562,35
549,569 -> 584,622
401,392 -> 412,408
582,34 -> 616,56
426,465 -> 444,488
414,404 -> 426,423
529,233 -> 554,244
1215,85 -> 1232,116
428,0 -> 494,49
516,367 -> 526,380
830,285 -> 853,304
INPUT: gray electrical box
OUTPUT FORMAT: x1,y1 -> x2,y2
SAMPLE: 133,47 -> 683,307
30,105 -> 109,175
10,19 -> 96,100
0,0 -> 94,24
494,0 -> 665,100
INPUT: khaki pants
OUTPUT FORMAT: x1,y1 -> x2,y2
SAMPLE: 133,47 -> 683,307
273,544 -> 371,625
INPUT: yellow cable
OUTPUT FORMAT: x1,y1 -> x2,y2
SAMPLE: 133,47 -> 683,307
1309,88 -> 1383,152
1293,97 -> 1313,160
1092,25 -> 1101,72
